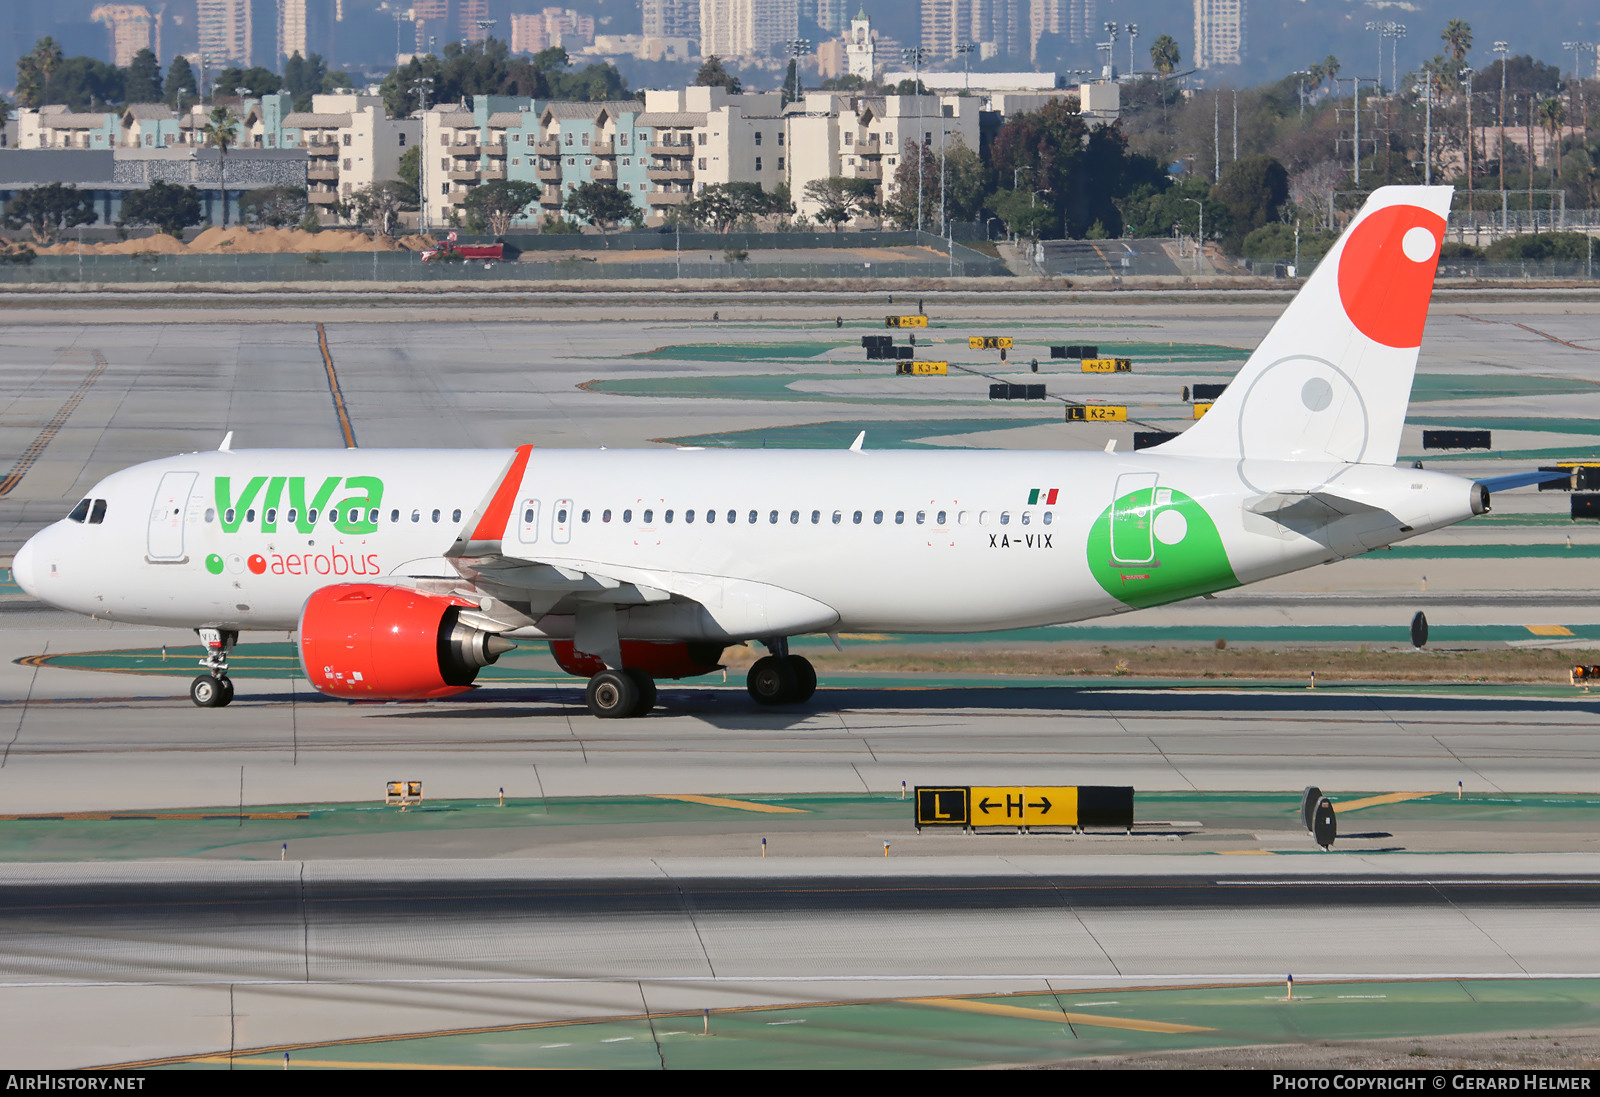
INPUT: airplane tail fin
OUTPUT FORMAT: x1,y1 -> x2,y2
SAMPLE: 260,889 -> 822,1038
1156,185 -> 1453,466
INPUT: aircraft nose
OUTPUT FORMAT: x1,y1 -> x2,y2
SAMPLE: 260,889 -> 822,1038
11,535 -> 37,597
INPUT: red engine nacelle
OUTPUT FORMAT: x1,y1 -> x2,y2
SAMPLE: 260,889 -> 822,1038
298,584 -> 513,700
549,640 -> 726,681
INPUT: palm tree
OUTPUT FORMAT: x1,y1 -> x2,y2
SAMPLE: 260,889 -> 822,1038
1321,54 -> 1341,93
201,106 -> 241,227
1442,20 -> 1473,66
1538,96 -> 1566,179
23,37 -> 64,108
1150,34 -> 1180,76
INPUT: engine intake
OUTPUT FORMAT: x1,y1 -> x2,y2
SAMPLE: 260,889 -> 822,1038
298,584 -> 514,700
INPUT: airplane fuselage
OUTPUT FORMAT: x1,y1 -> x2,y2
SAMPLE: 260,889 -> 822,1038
14,446 -> 1484,640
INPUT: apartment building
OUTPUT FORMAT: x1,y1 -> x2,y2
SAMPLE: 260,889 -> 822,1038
248,92 -> 420,220
536,101 -> 653,221
785,89 -> 980,225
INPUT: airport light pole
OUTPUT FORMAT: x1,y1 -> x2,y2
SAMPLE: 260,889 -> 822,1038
1415,77 -> 1433,185
1386,23 -> 1406,95
956,42 -> 975,93
1293,70 -> 1310,119
903,46 -> 930,234
785,38 -> 811,101
1184,196 -> 1203,272
1126,24 -> 1138,79
1461,67 -> 1475,208
1365,21 -> 1384,94
415,76 -> 434,233
1101,22 -> 1118,80
1563,41 -> 1593,137
1494,41 -> 1510,200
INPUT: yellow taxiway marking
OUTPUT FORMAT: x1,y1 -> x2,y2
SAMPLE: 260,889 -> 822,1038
912,996 -> 1213,1034
1332,791 -> 1435,812
195,1056 -> 505,1070
1526,625 -> 1575,637
653,794 -> 808,814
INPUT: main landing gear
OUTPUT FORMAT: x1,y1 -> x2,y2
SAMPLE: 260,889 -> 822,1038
585,667 -> 658,719
746,638 -> 817,706
189,627 -> 237,708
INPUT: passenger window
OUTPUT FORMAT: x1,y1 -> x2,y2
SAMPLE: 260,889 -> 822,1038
873,510 -> 883,524
411,510 -> 420,523
853,510 -> 862,524
665,509 -> 674,523
225,508 -> 236,524
369,509 -> 379,524
390,509 -> 399,523
978,511 -> 988,525
685,509 -> 695,523
247,509 -> 257,523
916,511 -> 925,525
328,509 -> 339,524
769,511 -> 779,523
266,508 -> 278,524
831,510 -> 842,525
89,499 -> 106,524
523,507 -> 534,523
705,509 -> 715,524
557,507 -> 568,523
204,507 -> 215,523
1043,512 -> 1053,525
789,510 -> 799,524
602,509 -> 612,523
581,509 -> 590,523
308,509 -> 319,524
957,511 -> 968,525
1000,511 -> 1011,525
1021,512 -> 1031,525
453,509 -> 462,522
937,511 -> 947,525
624,509 -> 634,522
895,511 -> 904,524
67,499 -> 91,523
431,509 -> 440,523
286,509 -> 298,524
811,510 -> 821,524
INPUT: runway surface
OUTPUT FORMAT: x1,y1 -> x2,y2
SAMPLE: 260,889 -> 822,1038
3,292 -> 1600,1067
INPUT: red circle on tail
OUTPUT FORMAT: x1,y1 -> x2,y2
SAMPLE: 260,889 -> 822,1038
1336,204 -> 1447,349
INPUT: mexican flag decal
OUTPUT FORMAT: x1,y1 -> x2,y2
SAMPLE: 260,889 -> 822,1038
1028,488 -> 1060,505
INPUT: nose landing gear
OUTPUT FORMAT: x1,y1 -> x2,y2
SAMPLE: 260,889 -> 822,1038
190,627 -> 237,708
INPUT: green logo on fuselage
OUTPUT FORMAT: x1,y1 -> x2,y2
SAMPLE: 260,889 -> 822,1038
214,476 -> 384,535
1087,486 -> 1238,609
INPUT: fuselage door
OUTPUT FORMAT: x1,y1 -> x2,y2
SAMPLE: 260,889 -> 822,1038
552,498 -> 573,544
1109,472 -> 1160,565
518,498 -> 541,544
147,471 -> 197,561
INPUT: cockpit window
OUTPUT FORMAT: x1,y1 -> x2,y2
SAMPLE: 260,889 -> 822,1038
67,499 -> 92,523
89,500 -> 106,524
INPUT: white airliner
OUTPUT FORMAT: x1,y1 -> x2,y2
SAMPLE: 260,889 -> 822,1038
11,186 -> 1530,717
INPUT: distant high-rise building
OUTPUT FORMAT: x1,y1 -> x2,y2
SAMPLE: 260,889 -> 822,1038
700,0 -> 798,60
459,0 -> 491,43
197,0 -> 253,66
91,4 -> 158,67
972,0 -> 1022,59
815,0 -> 849,33
1028,0 -> 1094,61
510,9 -> 597,55
921,0 -> 969,60
644,0 -> 702,41
277,0 -> 336,66
1193,0 -> 1244,68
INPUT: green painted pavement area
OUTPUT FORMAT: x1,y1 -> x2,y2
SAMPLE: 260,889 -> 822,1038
623,340 -> 1241,363
588,371 -> 979,407
164,978 -> 1600,1069
662,416 -> 1065,448
1410,375 -> 1598,402
6,790 -> 1597,863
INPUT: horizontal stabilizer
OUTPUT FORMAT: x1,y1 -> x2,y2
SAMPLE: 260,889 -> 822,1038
1475,470 -> 1571,493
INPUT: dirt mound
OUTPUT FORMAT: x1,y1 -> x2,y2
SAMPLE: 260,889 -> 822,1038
30,234 -> 189,255
187,226 -> 405,254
